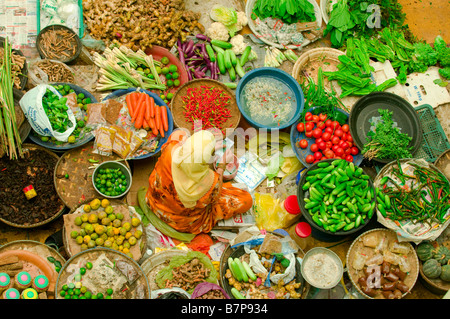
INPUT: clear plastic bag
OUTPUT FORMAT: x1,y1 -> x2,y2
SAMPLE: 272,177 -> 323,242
253,192 -> 298,231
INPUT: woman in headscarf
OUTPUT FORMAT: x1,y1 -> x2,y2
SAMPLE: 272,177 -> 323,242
145,129 -> 253,234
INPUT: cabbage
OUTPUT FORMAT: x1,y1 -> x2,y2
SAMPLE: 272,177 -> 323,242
210,5 -> 238,27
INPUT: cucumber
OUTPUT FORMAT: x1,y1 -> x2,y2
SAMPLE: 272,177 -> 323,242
223,50 -> 232,70
235,59 -> 245,78
212,45 -> 225,55
228,257 -> 238,279
217,52 -> 226,75
231,287 -> 246,299
234,258 -> 248,282
228,49 -> 237,66
240,45 -> 252,66
205,44 -> 216,62
211,39 -> 233,49
242,261 -> 257,281
223,82 -> 237,89
227,65 -> 236,82
229,258 -> 243,281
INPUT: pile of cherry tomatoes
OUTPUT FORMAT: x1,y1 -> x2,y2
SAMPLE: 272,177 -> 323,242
296,111 -> 359,164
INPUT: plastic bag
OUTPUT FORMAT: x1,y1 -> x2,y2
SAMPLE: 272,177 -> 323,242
253,193 -> 297,231
265,153 -> 285,180
28,59 -> 75,85
190,282 -> 230,299
19,84 -> 76,142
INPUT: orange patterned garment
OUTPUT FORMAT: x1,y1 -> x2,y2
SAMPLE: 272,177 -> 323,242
146,139 -> 253,234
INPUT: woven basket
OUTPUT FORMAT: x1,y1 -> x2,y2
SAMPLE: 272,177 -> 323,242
170,79 -> 241,137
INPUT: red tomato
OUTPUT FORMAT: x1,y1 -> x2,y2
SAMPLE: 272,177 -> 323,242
314,152 -> 322,160
322,132 -> 331,141
305,112 -> 313,121
319,113 -> 327,122
325,141 -> 332,149
350,146 -> 359,155
324,127 -> 333,135
312,115 -> 319,123
312,128 -> 322,139
305,155 -> 314,164
305,122 -> 315,132
317,121 -> 326,130
331,136 -> 340,145
305,130 -> 313,138
332,144 -> 339,153
299,139 -> 308,149
334,128 -> 344,138
324,149 -> 335,159
297,122 -> 305,133
346,135 -> 353,143
345,154 -> 354,162
342,124 -> 350,133
331,121 -> 340,129
335,147 -> 344,157
325,119 -> 333,127
310,143 -> 319,153
318,141 -> 327,151
340,141 -> 350,150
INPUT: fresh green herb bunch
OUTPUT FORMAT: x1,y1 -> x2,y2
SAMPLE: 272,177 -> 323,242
253,0 -> 316,24
362,109 -> 412,160
42,89 -> 73,133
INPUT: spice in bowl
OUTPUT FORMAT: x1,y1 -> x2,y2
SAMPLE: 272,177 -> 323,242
37,25 -> 80,62
301,247 -> 343,289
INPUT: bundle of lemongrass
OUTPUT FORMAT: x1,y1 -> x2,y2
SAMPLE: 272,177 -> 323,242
0,37 -> 23,159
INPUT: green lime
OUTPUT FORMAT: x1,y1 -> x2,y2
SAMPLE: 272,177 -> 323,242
64,294 -> 71,299
166,80 -> 174,87
155,66 -> 162,74
97,292 -> 104,299
169,65 -> 177,72
84,291 -> 92,299
171,72 -> 179,79
167,92 -> 174,100
80,267 -> 86,275
106,288 -> 113,296
86,262 -> 93,269
162,67 -> 169,74
74,288 -> 81,296
60,290 -> 66,297
165,73 -> 172,80
161,57 -> 170,65
174,79 -> 180,87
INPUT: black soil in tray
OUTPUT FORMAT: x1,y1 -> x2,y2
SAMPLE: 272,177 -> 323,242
0,148 -> 64,226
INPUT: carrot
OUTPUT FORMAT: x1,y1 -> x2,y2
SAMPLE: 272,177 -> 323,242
149,117 -> 158,135
159,125 -> 165,138
131,93 -> 145,123
160,105 -> 169,132
155,105 -> 161,132
143,118 -> 150,130
134,96 -> 146,129
126,93 -> 134,118
145,94 -> 151,122
149,96 -> 155,118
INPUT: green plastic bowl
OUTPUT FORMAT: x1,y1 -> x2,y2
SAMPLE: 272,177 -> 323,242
92,161 -> 132,199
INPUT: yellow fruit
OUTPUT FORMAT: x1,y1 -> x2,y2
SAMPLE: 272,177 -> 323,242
118,245 -> 123,251
116,237 -> 124,245
113,227 -> 120,235
70,230 -> 79,239
87,240 -> 96,248
112,242 -> 119,250
123,241 -> 131,249
101,217 -> 111,226
90,233 -> 98,241
115,212 -> 124,220
84,224 -> 94,234
125,232 -> 132,240
131,218 -> 140,227
97,211 -> 107,220
80,244 -> 88,251
122,247 -> 130,254
104,240 -> 112,248
88,213 -> 98,224
134,230 -> 143,240
106,227 -> 115,237
119,227 -> 127,236
112,219 -> 122,228
83,205 -> 91,214
101,199 -> 110,208
83,235 -> 91,244
122,222 -> 131,232
68,135 -> 76,144
76,236 -> 84,245
90,199 -> 101,210
107,214 -> 116,222
126,252 -> 133,259
95,225 -> 106,235
100,233 -> 108,242
74,216 -> 83,226
128,236 -> 137,246
105,206 -> 114,215
79,229 -> 87,237
95,238 -> 104,246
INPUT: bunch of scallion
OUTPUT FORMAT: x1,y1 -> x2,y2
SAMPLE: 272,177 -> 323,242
93,45 -> 166,92
0,37 -> 23,160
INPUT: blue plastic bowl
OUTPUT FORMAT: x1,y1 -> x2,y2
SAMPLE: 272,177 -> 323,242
290,107 -> 363,167
236,67 -> 304,130
28,83 -> 97,151
103,88 -> 173,160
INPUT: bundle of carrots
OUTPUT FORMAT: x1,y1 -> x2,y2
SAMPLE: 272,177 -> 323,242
125,91 -> 169,137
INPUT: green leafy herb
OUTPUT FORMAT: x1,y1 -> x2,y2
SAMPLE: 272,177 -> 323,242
253,0 -> 316,24
362,109 -> 412,160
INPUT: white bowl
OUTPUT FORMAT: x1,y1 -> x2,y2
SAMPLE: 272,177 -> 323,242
301,247 -> 343,289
